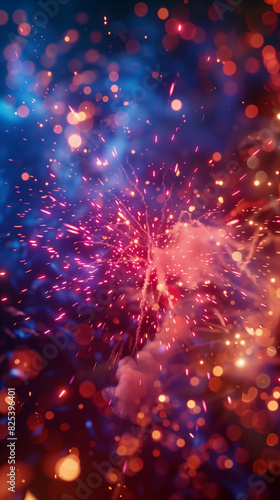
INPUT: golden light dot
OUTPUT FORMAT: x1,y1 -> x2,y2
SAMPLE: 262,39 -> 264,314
267,346 -> 276,357
171,99 -> 182,111
273,390 -> 280,399
78,111 -> 86,121
158,394 -> 166,402
225,459 -> 233,469
117,444 -> 127,455
68,134 -> 82,148
24,492 -> 38,500
152,430 -> 161,441
55,455 -> 80,481
187,400 -> 195,409
177,438 -> 185,448
64,36 -> 70,42
111,84 -> 118,93
232,251 -> 242,262
213,366 -> 223,377
235,359 -> 245,367
268,400 -> 278,412
157,284 -> 164,292
21,172 -> 29,181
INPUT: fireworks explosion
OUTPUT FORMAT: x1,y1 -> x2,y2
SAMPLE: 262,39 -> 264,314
1,1 -> 280,499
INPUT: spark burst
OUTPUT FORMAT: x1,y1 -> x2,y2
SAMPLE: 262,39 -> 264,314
1,1 -> 280,500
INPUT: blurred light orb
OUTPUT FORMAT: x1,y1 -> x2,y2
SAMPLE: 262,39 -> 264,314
55,455 -> 81,481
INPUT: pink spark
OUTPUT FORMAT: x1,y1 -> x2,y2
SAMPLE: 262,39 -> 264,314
55,312 -> 66,321
239,174 -> 247,180
226,219 -> 239,226
169,82 -> 175,96
63,223 -> 80,234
